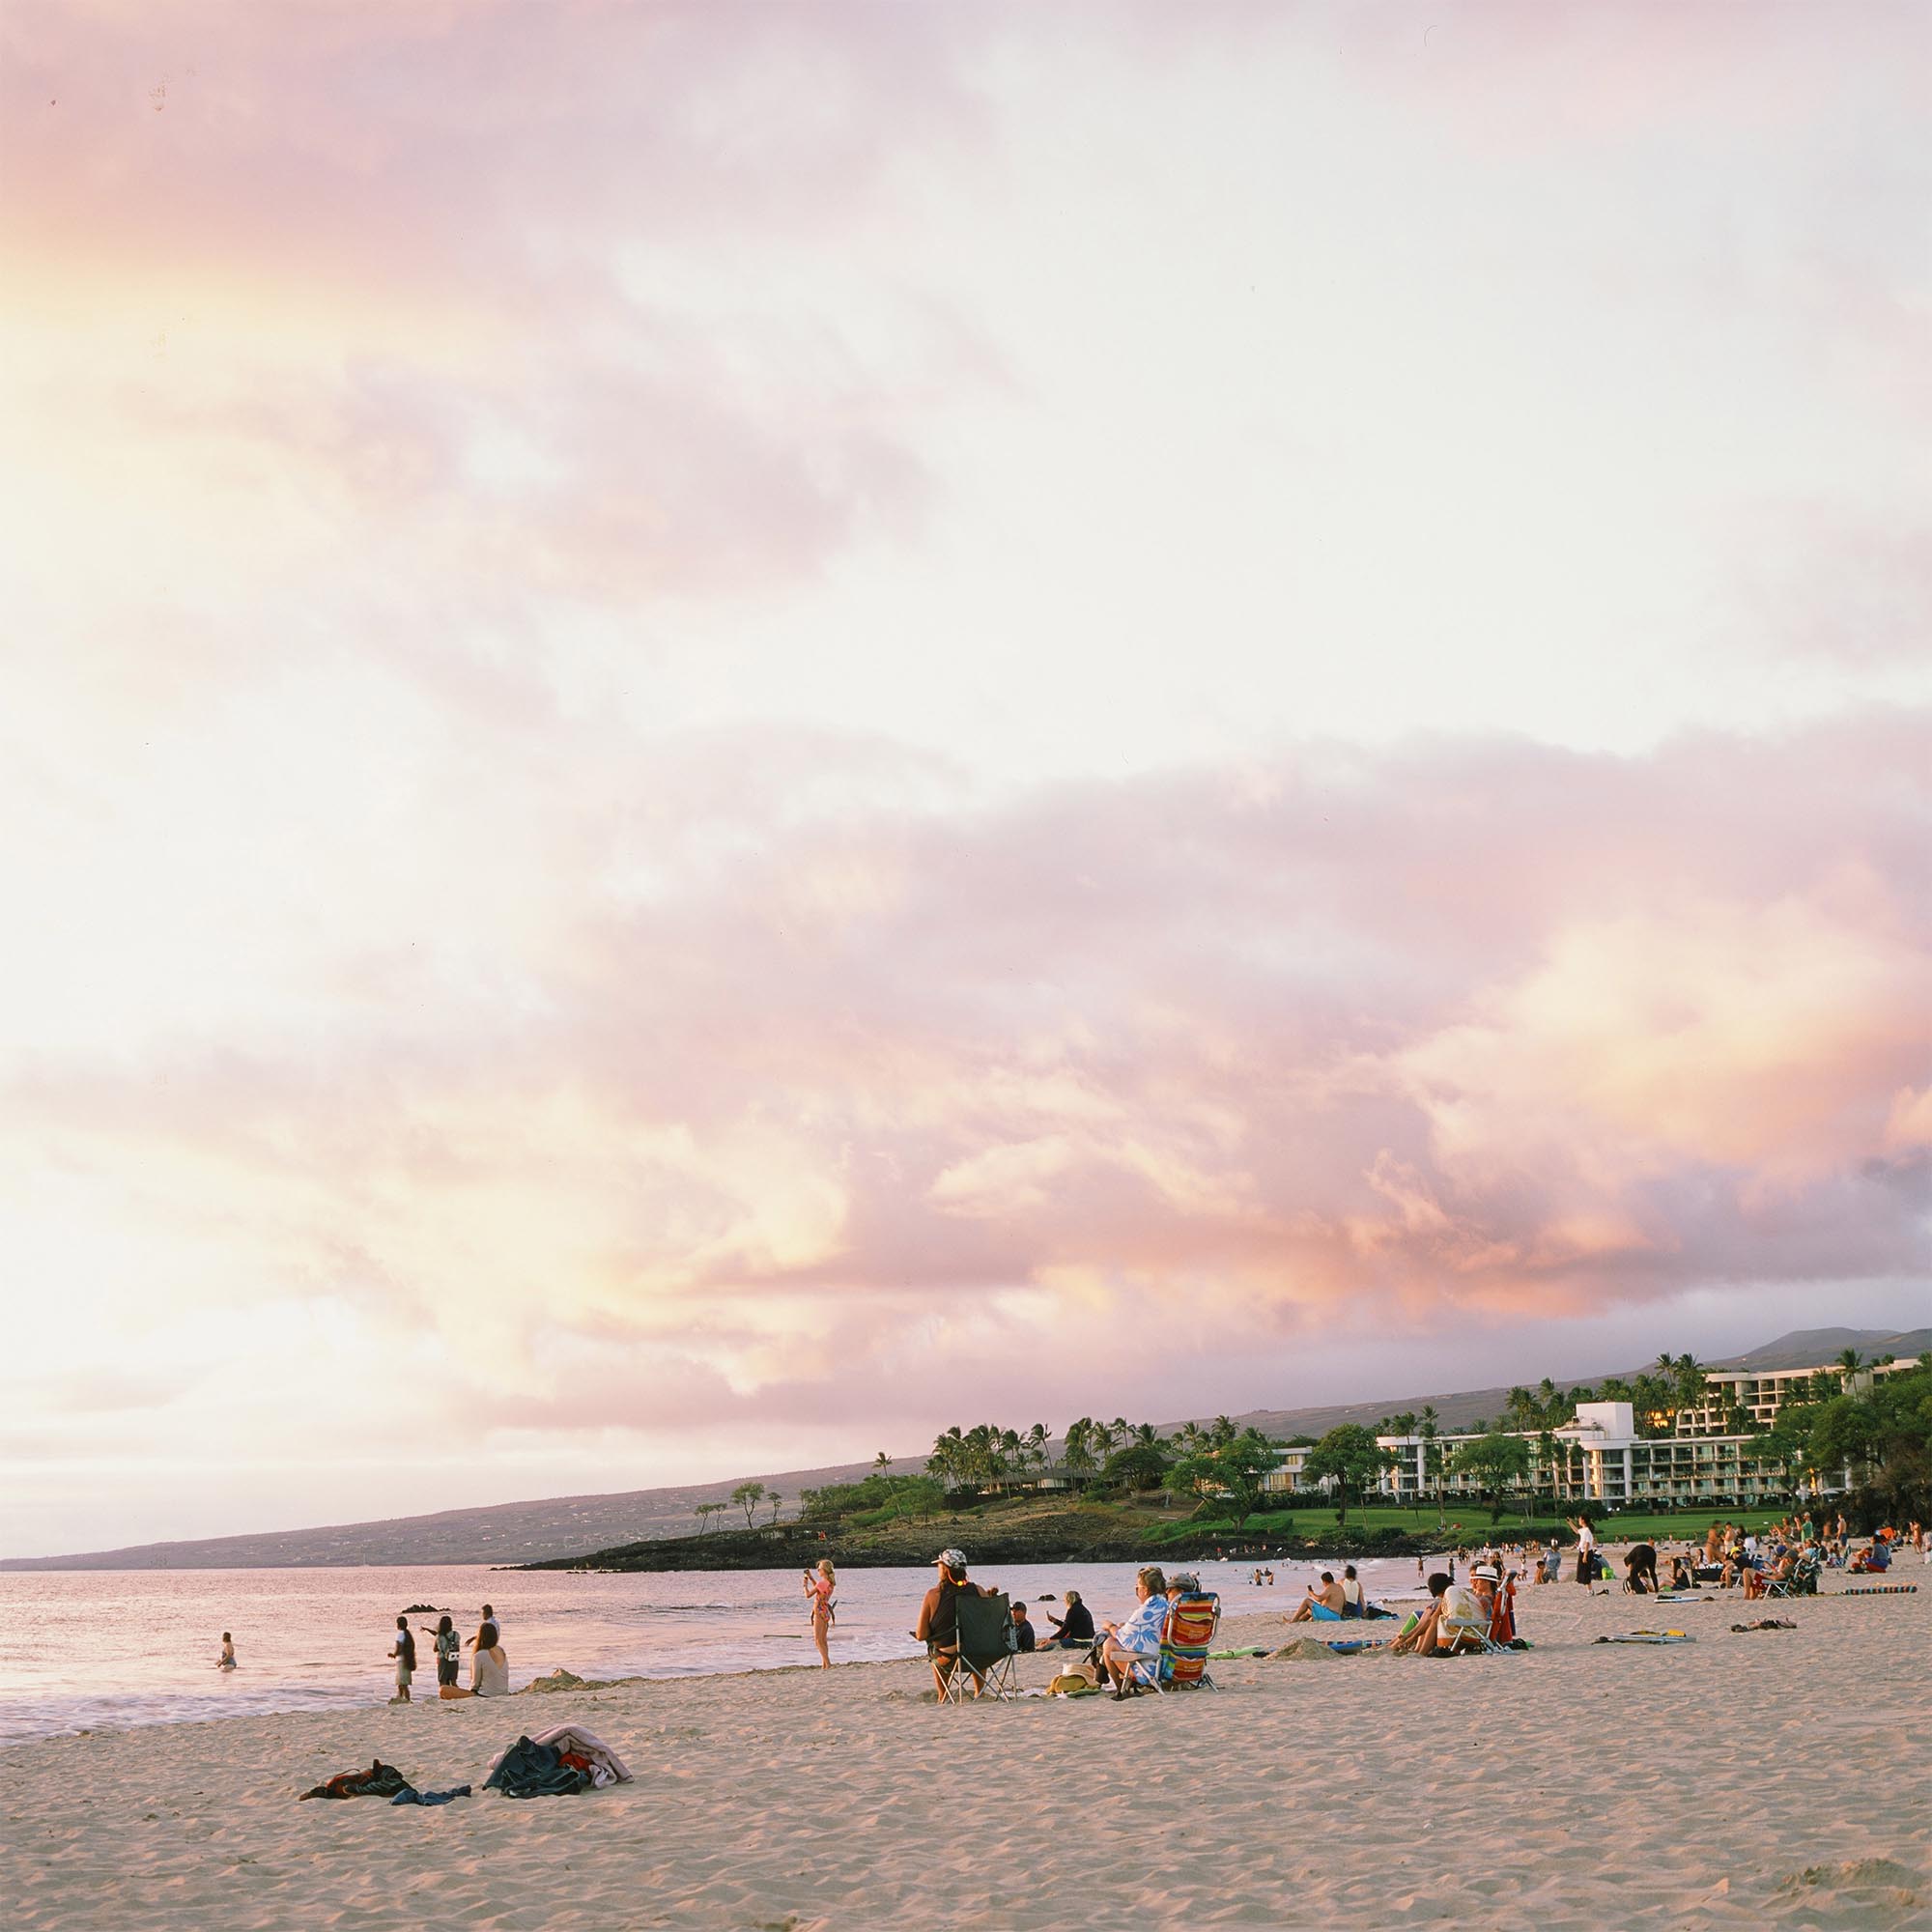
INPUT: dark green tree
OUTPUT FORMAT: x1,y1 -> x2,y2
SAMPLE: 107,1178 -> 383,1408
1301,1424 -> 1395,1530
1171,1428 -> 1282,1532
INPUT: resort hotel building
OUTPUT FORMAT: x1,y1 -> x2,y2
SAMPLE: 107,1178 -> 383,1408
1266,1356 -> 1919,1509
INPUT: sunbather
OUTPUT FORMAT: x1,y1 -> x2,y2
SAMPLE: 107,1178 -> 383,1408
1288,1572 -> 1347,1621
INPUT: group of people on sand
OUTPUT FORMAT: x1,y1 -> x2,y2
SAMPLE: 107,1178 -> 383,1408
386,1603 -> 508,1703
1387,1560 -> 1519,1655
913,1549 -> 1185,1702
1286,1564 -> 1387,1621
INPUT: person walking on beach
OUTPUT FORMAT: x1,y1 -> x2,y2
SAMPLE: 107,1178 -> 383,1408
433,1614 -> 461,1690
388,1615 -> 416,1704
804,1559 -> 837,1667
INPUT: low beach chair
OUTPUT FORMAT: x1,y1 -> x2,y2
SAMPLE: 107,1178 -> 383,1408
1151,1591 -> 1222,1692
940,1591 -> 1019,1704
1436,1600 -> 1507,1656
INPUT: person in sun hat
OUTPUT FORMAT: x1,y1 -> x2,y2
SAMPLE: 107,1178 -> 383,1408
913,1548 -> 986,1698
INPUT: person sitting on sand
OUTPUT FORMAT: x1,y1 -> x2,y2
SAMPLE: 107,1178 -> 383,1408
914,1548 -> 987,1699
441,1620 -> 508,1697
1010,1603 -> 1037,1653
1042,1589 -> 1095,1648
216,1633 -> 237,1670
1339,1565 -> 1366,1618
1669,1554 -> 1695,1592
1431,1564 -> 1500,1654
1390,1574 -> 1453,1654
1099,1566 -> 1169,1697
1289,1572 -> 1347,1622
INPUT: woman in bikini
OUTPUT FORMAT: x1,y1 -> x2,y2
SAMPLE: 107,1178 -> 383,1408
804,1559 -> 837,1667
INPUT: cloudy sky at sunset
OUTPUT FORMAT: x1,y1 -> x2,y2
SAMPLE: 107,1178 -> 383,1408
3,2 -> 1927,1554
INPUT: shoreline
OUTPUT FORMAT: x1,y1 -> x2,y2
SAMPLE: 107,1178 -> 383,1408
5,1577 -> 1926,1929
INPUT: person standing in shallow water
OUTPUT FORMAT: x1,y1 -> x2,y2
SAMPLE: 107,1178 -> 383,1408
804,1560 -> 837,1667
387,1615 -> 416,1703
216,1633 -> 236,1670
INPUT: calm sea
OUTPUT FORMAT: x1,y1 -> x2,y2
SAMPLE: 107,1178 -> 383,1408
0,1555 -> 1434,1746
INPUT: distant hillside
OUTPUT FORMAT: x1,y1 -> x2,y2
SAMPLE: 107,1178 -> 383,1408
5,1323 -> 1920,1570
1718,1327 -> 1932,1372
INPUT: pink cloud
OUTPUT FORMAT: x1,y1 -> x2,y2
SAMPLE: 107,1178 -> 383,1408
9,714 -> 1926,1425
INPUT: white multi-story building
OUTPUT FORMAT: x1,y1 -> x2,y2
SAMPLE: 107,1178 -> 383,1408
1269,1357 -> 1918,1509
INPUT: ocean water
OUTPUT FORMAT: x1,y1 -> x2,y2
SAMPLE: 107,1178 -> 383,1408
0,1554 -> 1435,1746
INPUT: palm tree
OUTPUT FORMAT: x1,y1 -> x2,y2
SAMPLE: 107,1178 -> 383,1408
872,1451 -> 894,1479
1537,1428 -> 1559,1510
1064,1418 -> 1097,1475
1418,1406 -> 1443,1526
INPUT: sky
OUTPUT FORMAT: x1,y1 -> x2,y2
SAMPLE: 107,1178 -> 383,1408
2,2 -> 1927,1556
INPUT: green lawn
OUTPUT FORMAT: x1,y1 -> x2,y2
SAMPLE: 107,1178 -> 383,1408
1165,1501 -> 1797,1545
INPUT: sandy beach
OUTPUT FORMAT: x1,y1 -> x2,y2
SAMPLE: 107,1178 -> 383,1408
5,1560 -> 1926,1931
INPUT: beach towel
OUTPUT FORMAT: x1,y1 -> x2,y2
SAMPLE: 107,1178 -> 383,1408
1730,1619 -> 1796,1633
1594,1631 -> 1694,1645
520,1723 -> 632,1788
484,1737 -> 587,1799
391,1783 -> 472,1806
299,1760 -> 411,1801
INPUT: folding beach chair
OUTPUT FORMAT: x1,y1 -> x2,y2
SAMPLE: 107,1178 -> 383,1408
1149,1591 -> 1222,1692
1437,1595 -> 1508,1656
939,1591 -> 1019,1704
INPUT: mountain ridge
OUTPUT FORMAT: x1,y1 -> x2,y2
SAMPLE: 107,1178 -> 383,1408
7,1324 -> 1925,1570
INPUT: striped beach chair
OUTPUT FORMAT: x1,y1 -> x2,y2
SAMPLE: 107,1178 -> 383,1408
1151,1591 -> 1222,1691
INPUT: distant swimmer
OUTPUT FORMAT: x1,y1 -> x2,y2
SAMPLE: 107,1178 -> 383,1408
216,1632 -> 237,1670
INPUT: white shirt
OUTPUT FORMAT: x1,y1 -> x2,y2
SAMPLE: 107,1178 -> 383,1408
1577,1524 -> 1596,1553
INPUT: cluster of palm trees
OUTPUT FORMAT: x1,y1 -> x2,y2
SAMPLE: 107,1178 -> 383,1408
923,1414 -> 1239,1492
924,1422 -> 1058,1491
